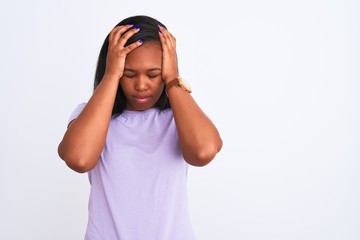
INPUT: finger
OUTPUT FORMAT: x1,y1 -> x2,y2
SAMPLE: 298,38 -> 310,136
110,25 -> 134,47
159,26 -> 176,48
109,26 -> 124,44
168,31 -> 176,46
109,25 -> 133,48
116,26 -> 141,47
122,39 -> 143,56
158,27 -> 171,50
159,27 -> 166,45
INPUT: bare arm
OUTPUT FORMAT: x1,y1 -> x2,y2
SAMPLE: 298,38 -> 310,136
159,26 -> 223,167
58,25 -> 142,173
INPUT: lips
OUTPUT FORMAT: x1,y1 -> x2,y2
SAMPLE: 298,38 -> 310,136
133,96 -> 151,104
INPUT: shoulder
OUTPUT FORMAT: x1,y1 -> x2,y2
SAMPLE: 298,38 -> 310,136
68,102 -> 87,124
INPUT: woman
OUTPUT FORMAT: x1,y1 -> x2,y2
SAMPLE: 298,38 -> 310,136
58,15 -> 222,240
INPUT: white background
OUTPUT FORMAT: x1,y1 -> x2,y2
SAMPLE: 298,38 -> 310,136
1,0 -> 359,239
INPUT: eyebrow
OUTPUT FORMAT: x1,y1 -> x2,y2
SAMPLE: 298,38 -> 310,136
124,67 -> 161,72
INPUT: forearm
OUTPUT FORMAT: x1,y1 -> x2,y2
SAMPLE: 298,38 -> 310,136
167,86 -> 223,167
58,74 -> 120,173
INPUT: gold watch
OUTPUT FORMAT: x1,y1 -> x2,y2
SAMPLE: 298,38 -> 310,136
166,77 -> 192,93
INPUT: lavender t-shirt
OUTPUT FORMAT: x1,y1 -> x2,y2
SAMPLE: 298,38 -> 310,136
68,103 -> 196,240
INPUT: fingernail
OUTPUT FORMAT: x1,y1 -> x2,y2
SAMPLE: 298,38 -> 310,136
135,26 -> 140,30
139,39 -> 143,44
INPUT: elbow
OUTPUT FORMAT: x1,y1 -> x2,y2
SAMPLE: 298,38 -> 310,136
65,158 -> 93,173
193,150 -> 217,167
58,142 -> 95,173
185,140 -> 222,167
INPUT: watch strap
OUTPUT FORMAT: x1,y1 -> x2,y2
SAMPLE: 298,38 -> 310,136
166,77 -> 192,93
165,77 -> 180,93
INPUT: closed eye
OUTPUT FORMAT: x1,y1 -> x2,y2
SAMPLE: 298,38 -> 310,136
148,75 -> 160,79
124,75 -> 136,78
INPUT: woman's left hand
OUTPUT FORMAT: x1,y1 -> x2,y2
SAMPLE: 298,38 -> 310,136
159,26 -> 179,84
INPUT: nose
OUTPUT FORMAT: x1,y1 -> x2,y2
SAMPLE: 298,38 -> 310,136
134,75 -> 148,92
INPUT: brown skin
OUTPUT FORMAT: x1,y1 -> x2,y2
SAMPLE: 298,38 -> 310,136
58,25 -> 222,173
121,42 -> 164,111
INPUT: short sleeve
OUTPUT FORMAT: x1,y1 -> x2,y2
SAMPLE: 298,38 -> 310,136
68,102 -> 87,125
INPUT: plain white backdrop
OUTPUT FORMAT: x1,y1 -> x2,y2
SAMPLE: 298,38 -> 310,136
1,0 -> 359,239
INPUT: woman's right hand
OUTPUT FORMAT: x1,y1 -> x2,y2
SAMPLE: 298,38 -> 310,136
58,25 -> 142,173
105,25 -> 143,79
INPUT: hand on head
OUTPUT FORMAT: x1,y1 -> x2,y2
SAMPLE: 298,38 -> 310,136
158,26 -> 179,84
105,25 -> 143,79
105,24 -> 179,84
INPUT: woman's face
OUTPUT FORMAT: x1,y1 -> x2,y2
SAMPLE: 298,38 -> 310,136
120,42 -> 164,111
